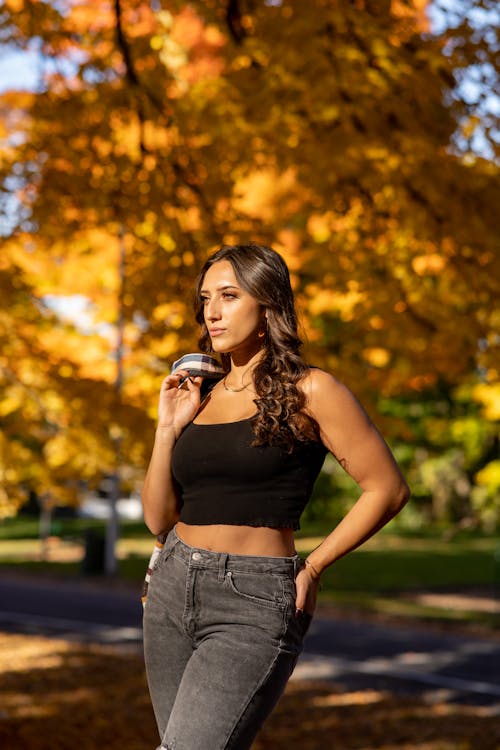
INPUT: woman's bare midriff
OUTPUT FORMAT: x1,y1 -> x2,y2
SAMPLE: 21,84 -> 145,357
175,521 -> 297,557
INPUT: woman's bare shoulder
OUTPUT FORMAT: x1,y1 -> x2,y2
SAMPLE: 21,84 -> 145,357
300,367 -> 351,398
300,367 -> 368,423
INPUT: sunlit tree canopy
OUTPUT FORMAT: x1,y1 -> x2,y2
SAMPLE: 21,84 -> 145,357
0,0 -> 498,524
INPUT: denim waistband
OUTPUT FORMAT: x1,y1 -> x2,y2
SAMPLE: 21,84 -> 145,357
165,526 -> 302,577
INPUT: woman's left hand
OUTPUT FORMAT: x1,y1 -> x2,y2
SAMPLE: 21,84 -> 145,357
295,566 -> 320,616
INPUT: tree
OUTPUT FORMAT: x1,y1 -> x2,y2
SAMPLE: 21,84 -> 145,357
0,0 -> 498,520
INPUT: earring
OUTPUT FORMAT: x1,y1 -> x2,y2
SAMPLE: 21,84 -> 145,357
258,314 -> 268,339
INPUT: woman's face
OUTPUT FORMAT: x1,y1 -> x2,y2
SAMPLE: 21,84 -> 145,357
200,260 -> 265,357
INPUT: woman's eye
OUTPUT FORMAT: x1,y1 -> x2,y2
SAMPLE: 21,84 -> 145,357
222,292 -> 236,299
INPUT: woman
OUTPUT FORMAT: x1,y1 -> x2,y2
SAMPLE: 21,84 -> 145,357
142,243 -> 409,750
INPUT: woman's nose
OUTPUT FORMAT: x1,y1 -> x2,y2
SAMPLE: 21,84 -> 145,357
205,299 -> 221,320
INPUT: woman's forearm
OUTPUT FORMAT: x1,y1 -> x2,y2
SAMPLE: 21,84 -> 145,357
305,482 -> 410,576
141,426 -> 180,535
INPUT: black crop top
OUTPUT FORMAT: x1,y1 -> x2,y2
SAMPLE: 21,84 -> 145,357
171,417 -> 328,530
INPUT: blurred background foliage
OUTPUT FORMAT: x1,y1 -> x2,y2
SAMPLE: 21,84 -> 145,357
0,0 -> 498,532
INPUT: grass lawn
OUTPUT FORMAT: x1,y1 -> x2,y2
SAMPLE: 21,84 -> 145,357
1,516 -> 499,628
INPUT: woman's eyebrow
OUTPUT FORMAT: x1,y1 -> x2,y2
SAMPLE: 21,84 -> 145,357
200,283 -> 240,294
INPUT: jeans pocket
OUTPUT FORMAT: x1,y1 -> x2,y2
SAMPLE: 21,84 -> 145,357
298,610 -> 313,636
225,570 -> 287,611
284,609 -> 313,655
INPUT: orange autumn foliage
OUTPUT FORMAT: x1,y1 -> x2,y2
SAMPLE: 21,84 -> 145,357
0,0 -> 498,513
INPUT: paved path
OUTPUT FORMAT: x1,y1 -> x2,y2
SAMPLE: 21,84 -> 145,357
0,575 -> 144,644
295,615 -> 500,708
1,575 -> 499,709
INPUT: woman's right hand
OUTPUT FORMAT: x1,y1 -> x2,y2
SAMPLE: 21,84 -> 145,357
157,370 -> 203,438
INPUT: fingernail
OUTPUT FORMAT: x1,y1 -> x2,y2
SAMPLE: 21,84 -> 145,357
295,608 -> 303,618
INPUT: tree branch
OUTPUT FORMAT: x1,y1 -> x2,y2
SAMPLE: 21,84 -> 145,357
226,0 -> 247,45
113,0 -> 171,120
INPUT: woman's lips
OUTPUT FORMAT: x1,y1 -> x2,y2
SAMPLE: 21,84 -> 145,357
209,328 -> 226,337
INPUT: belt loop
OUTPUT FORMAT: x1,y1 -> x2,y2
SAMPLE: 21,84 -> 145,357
165,528 -> 179,557
294,555 -> 304,578
218,553 -> 228,582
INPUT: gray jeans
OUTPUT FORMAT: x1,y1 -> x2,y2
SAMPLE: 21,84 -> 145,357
143,526 -> 312,750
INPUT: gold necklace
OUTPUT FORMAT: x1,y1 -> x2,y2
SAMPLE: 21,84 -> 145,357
222,375 -> 250,392
222,365 -> 255,392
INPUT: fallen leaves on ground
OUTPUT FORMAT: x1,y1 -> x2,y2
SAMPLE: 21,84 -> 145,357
0,633 -> 498,750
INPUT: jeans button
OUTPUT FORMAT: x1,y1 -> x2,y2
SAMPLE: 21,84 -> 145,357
192,552 -> 202,561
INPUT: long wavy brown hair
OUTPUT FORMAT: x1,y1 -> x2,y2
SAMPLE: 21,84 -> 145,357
195,243 -> 318,450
